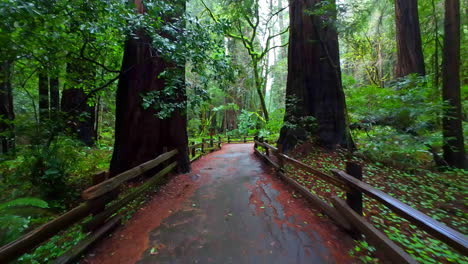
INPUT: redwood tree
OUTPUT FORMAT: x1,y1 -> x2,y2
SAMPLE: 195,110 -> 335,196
394,0 -> 425,77
0,61 -> 14,153
109,0 -> 189,175
61,61 -> 97,146
278,0 -> 350,151
441,0 -> 465,169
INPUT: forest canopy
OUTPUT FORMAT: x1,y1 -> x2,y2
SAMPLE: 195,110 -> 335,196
0,0 -> 466,263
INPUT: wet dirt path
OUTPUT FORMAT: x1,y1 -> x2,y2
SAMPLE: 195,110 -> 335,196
83,144 -> 354,264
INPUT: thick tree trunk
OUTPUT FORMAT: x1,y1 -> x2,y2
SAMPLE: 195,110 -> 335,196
0,61 -> 14,153
442,0 -> 466,169
62,61 -> 96,146
394,0 -> 425,78
38,71 -> 49,122
49,76 -> 60,114
278,0 -> 350,151
61,88 -> 96,146
109,0 -> 189,176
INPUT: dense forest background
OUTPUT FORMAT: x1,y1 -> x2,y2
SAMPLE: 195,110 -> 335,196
0,0 -> 466,263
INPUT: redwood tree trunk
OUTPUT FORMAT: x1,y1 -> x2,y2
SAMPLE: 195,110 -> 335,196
0,61 -> 14,153
38,71 -> 49,122
394,0 -> 425,77
441,0 -> 465,169
109,0 -> 189,176
61,88 -> 96,146
278,0 -> 350,151
49,76 -> 60,114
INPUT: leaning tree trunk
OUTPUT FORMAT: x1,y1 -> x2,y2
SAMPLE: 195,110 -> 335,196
278,0 -> 350,151
441,0 -> 466,169
394,0 -> 425,78
109,0 -> 189,176
0,61 -> 14,153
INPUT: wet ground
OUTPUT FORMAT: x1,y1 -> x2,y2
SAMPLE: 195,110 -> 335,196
83,144 -> 354,264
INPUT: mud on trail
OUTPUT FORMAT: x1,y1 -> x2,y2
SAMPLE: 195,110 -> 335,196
82,144 -> 355,264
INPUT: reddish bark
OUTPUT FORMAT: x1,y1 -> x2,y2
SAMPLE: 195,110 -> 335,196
442,0 -> 465,169
279,0 -> 350,150
109,0 -> 189,176
394,0 -> 425,78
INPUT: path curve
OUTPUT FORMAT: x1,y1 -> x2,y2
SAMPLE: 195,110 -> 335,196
83,144 -> 354,264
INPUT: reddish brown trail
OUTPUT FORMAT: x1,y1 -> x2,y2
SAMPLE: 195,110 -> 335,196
83,144 -> 354,264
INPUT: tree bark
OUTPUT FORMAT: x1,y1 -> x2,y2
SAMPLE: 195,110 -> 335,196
0,61 -> 14,153
38,71 -> 49,122
109,0 -> 189,176
394,0 -> 425,78
278,0 -> 350,151
61,61 -> 96,146
441,0 -> 466,169
49,76 -> 60,114
61,88 -> 96,146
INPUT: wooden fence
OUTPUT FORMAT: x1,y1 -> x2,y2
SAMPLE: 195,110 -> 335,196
254,139 -> 468,263
0,148 -> 181,263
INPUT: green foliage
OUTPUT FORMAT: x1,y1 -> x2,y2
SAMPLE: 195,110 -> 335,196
346,75 -> 446,168
0,197 -> 48,246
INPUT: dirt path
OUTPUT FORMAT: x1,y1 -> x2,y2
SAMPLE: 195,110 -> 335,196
83,144 -> 354,264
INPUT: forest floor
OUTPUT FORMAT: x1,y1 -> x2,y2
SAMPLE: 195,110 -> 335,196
82,144 -> 356,264
287,142 -> 467,264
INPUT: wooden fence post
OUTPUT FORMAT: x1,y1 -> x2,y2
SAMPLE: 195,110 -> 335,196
265,140 -> 269,156
201,139 -> 205,152
253,136 -> 258,149
228,136 -> 231,143
210,135 -> 214,148
243,136 -> 247,143
346,162 -> 363,216
218,136 -> 222,148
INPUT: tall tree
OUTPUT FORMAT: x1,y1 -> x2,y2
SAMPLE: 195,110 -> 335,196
394,0 -> 425,77
109,0 -> 190,176
278,0 -> 350,151
38,71 -> 49,122
441,0 -> 465,169
0,61 -> 14,153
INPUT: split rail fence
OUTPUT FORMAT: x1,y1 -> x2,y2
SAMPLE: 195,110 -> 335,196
254,138 -> 468,264
0,136 -> 256,263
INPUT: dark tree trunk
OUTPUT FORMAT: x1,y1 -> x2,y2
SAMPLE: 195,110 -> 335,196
442,0 -> 466,169
0,61 -> 14,153
49,76 -> 60,114
61,88 -> 96,146
38,71 -> 49,122
109,0 -> 189,176
278,0 -> 351,151
394,0 -> 425,78
62,61 -> 96,146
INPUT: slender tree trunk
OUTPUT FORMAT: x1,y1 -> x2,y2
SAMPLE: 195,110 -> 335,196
442,0 -> 466,169
278,0 -> 350,151
394,0 -> 425,77
109,0 -> 189,176
253,61 -> 269,121
38,71 -> 49,122
0,61 -> 14,153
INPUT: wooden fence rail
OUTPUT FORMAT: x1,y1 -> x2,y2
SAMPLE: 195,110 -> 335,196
253,139 -> 468,262
0,148 -> 180,263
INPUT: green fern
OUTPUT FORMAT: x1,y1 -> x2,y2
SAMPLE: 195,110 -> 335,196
0,198 -> 49,246
0,197 -> 48,211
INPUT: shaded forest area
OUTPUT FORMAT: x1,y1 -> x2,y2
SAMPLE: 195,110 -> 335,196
0,0 -> 466,263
